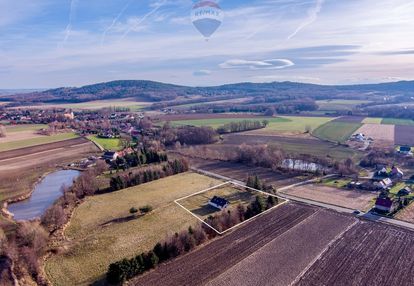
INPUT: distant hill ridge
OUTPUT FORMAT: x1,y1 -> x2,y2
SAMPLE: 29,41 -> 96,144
0,80 -> 413,104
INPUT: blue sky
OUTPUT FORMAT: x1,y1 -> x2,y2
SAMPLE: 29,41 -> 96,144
0,0 -> 413,88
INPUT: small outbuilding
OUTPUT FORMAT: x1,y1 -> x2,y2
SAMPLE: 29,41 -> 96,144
208,196 -> 230,210
103,151 -> 118,161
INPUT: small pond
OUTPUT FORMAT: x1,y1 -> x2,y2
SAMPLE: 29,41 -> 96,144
8,170 -> 80,221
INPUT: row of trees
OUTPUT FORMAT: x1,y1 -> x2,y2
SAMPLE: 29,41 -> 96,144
216,120 -> 268,134
112,148 -> 168,170
109,159 -> 189,192
107,225 -> 207,284
161,125 -> 218,146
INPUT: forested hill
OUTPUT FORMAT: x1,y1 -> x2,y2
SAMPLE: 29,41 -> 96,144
1,80 -> 413,104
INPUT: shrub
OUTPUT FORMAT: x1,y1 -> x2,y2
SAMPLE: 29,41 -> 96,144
139,205 -> 153,214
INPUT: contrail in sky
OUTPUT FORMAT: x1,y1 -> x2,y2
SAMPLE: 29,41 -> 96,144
287,0 -> 324,40
101,0 -> 135,45
121,0 -> 166,40
63,0 -> 79,44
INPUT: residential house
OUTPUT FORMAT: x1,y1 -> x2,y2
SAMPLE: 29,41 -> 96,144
399,146 -> 413,156
351,133 -> 366,142
103,151 -> 118,161
397,187 -> 412,197
390,166 -> 404,179
208,196 -> 230,210
376,167 -> 388,177
374,178 -> 393,190
375,196 -> 395,213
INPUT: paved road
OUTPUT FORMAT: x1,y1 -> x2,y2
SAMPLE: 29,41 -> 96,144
191,167 -> 414,232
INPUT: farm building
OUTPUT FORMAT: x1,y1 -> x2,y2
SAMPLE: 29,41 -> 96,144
390,166 -> 404,179
103,151 -> 118,161
350,133 -> 366,142
376,167 -> 388,177
374,178 -> 393,190
397,187 -> 412,197
375,197 -> 395,213
208,196 -> 230,210
399,146 -> 413,156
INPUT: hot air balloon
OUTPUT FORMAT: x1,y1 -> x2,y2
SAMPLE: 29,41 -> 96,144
191,1 -> 223,40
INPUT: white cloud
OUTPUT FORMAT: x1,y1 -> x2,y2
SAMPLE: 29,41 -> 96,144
287,0 -> 324,40
219,59 -> 294,70
193,69 -> 212,76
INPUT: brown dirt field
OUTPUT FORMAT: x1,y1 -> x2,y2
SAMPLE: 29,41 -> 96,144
282,184 -> 376,211
0,137 -> 89,161
395,202 -> 414,223
297,222 -> 414,286
355,123 -> 395,146
130,203 -> 318,286
0,130 -> 44,143
206,210 -> 356,286
189,159 -> 304,188
395,125 -> 414,146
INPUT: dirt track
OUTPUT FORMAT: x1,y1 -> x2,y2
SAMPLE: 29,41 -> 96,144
130,203 -> 317,286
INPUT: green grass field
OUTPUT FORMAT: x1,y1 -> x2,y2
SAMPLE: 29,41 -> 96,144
316,100 -> 371,111
87,135 -> 122,151
313,121 -> 362,143
45,172 -> 222,286
171,116 -> 334,134
5,124 -> 48,132
362,118 -> 383,124
382,118 -> 414,126
18,98 -> 148,111
0,132 -> 78,152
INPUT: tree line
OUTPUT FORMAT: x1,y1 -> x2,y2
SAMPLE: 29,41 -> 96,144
106,224 -> 207,284
109,159 -> 189,192
216,120 -> 268,134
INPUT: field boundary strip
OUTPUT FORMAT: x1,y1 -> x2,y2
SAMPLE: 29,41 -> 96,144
174,181 -> 288,235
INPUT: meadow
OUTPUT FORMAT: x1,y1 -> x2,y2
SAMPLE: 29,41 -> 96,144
15,98 -> 149,111
5,124 -> 48,132
381,118 -> 414,126
171,116 -> 334,134
45,172 -> 222,286
316,100 -> 372,111
313,121 -> 362,143
87,135 -> 122,151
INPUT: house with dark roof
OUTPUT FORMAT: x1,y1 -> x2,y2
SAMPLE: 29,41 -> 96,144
103,151 -> 118,161
399,146 -> 413,156
208,196 -> 230,210
390,166 -> 404,179
398,187 -> 412,197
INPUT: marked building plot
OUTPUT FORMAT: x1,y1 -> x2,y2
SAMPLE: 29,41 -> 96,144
175,181 -> 285,235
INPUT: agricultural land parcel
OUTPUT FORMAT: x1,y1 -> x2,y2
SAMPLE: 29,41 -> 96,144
87,135 -> 122,151
11,98 -> 150,111
0,129 -> 78,152
0,137 -> 99,201
131,204 -> 356,286
313,119 -> 362,143
45,172 -> 222,286
316,99 -> 372,111
170,116 -> 334,134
